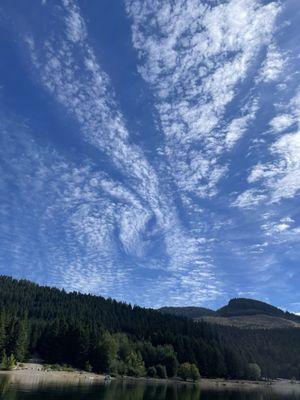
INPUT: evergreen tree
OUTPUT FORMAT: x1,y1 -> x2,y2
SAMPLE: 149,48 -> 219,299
225,349 -> 244,379
157,345 -> 178,377
91,331 -> 117,373
84,361 -> 92,372
14,319 -> 28,361
125,351 -> 145,377
0,313 -> 6,354
190,364 -> 201,382
155,364 -> 167,379
8,354 -> 15,370
0,350 -> 8,370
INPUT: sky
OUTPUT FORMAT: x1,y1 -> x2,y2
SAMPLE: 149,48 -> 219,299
0,0 -> 300,311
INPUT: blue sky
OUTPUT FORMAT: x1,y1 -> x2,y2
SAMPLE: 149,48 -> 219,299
0,0 -> 300,310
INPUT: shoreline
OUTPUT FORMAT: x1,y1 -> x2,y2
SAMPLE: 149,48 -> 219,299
119,375 -> 300,392
0,363 -> 107,386
1,363 -> 300,393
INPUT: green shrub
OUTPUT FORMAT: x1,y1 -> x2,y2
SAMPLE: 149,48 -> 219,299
178,362 -> 200,382
245,363 -> 261,380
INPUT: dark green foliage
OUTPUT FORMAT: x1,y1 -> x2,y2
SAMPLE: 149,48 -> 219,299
0,350 -> 8,370
157,345 -> 178,377
178,362 -> 200,381
0,314 -> 5,353
147,366 -> 156,377
178,363 -> 191,381
159,307 -> 216,318
1,351 -> 15,371
245,363 -> 261,380
0,275 -> 300,380
125,351 -> 145,377
91,331 -> 118,373
190,364 -> 201,381
8,354 -> 16,370
225,348 -> 244,379
14,319 -> 29,362
155,364 -> 167,379
84,361 -> 92,372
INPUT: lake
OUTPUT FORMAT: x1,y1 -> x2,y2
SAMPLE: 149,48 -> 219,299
1,375 -> 300,400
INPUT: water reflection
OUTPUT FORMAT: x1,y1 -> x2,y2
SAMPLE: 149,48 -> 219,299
0,376 -> 16,400
0,375 -> 300,400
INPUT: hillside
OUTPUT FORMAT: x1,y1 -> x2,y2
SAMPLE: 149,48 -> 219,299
1,275 -> 300,379
159,306 -> 216,318
217,298 -> 288,318
198,315 -> 300,329
159,298 -> 300,329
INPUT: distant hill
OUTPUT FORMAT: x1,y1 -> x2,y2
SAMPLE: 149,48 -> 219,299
217,298 -> 286,317
159,298 -> 300,329
159,306 -> 216,319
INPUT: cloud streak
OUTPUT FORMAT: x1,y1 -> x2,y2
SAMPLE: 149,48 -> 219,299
126,0 -> 280,199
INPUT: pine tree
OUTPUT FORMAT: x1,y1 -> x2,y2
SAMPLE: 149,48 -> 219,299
0,313 -> 6,353
125,351 -> 145,377
14,319 -> 28,362
1,350 -> 8,370
8,353 -> 16,370
190,363 -> 201,382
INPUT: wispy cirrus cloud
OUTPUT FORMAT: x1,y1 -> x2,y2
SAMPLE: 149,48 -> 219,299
126,0 -> 280,200
2,0 -> 300,309
18,0 -> 222,305
235,88 -> 300,207
0,116 -> 130,297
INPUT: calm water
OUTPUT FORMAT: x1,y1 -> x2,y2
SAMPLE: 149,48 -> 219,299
1,375 -> 300,400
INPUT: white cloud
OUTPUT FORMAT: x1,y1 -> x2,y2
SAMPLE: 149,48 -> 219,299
237,130 -> 300,205
269,114 -> 295,133
127,0 -> 280,199
259,43 -> 286,82
248,162 -> 281,183
268,89 -> 300,134
259,216 -> 300,247
262,217 -> 294,235
233,188 -> 267,208
225,101 -> 258,149
225,116 -> 251,149
252,130 -> 300,201
236,86 -> 300,207
270,130 -> 300,201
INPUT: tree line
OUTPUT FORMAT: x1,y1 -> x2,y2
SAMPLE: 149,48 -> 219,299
0,275 -> 299,380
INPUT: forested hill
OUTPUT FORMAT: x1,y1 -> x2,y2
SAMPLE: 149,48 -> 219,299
218,298 -> 300,321
1,275 -> 300,380
159,306 -> 216,318
160,298 -> 300,328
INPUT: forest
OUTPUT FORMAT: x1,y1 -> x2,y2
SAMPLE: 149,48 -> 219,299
0,275 -> 300,380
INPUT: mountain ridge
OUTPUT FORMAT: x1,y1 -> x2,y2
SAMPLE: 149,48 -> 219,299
159,298 -> 300,329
